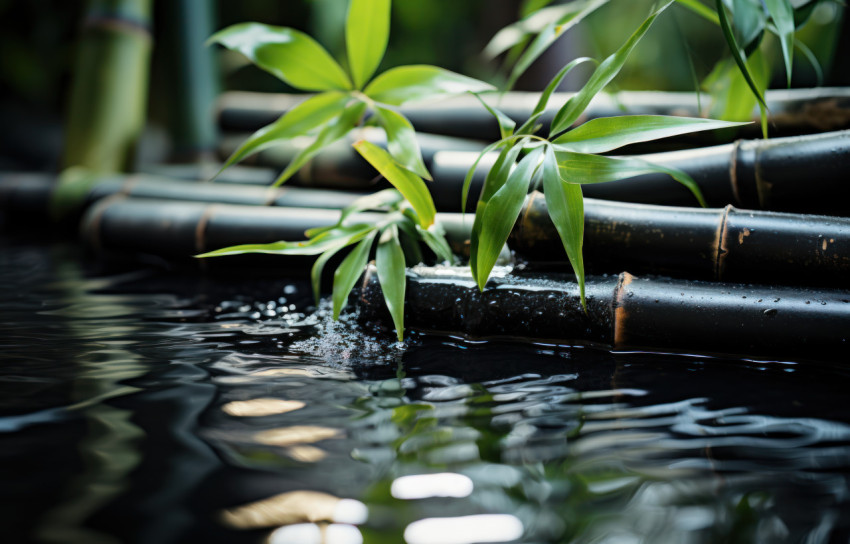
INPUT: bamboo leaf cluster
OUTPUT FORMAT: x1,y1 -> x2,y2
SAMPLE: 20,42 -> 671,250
495,0 -> 829,137
467,1 -> 748,306
203,0 -> 491,339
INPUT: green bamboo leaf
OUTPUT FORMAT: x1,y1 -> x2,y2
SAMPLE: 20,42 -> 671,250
470,93 -> 516,140
554,150 -> 706,206
374,106 -> 431,179
311,244 -> 345,306
541,145 -> 585,309
332,231 -> 377,319
506,0 -> 607,90
474,147 -> 544,291
550,1 -> 672,136
461,139 -> 504,214
208,23 -> 351,91
364,65 -> 494,106
396,222 -> 424,265
196,223 -> 374,258
715,0 -> 769,137
763,0 -> 795,86
517,57 -> 595,136
376,225 -> 407,341
346,0 -> 391,89
219,92 -> 349,173
484,0 -> 608,60
353,140 -> 436,228
521,0 -> 556,17
674,0 -> 719,24
417,223 -> 455,264
305,189 -> 404,239
730,0 -> 767,52
553,115 -> 750,154
702,51 -> 768,121
794,37 -> 822,86
273,100 -> 367,186
470,143 -> 524,282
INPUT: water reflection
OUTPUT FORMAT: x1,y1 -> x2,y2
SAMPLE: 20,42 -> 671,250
3,242 -> 850,543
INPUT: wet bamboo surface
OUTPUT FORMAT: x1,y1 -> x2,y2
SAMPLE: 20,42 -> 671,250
358,265 -> 850,362
513,191 -> 850,288
69,193 -> 850,289
218,88 -> 850,144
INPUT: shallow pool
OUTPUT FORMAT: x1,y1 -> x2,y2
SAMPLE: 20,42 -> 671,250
2,240 -> 849,543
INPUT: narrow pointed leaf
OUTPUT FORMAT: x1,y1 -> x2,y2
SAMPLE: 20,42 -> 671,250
517,57 -> 595,136
506,0 -> 607,90
537,58 -> 592,119
273,100 -> 367,186
471,93 -> 516,140
554,150 -> 706,206
374,106 -> 431,179
542,145 -> 585,308
484,0 -> 608,60
553,115 -> 750,154
550,1 -> 672,136
731,0 -> 767,51
311,244 -> 345,306
332,231 -> 377,319
364,65 -> 494,106
305,189 -> 404,239
674,0 -> 719,24
353,141 -> 436,228
474,147 -> 544,290
376,225 -> 407,341
209,23 -> 351,91
196,223 -> 375,258
219,92 -> 349,173
763,0 -> 795,86
461,140 -> 504,214
346,0 -> 391,89
794,37 -> 822,86
715,0 -> 769,130
417,223 -> 454,263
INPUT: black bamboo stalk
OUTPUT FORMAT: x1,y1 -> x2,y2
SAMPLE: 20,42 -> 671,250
512,191 -> 850,288
62,0 -> 153,172
159,0 -> 220,161
0,172 -> 365,231
431,130 -> 850,215
218,88 -> 850,144
71,193 -> 849,289
218,127 -> 487,190
358,265 -> 850,362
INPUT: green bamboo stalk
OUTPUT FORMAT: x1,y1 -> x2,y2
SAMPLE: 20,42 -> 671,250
62,0 -> 153,173
160,0 -> 220,161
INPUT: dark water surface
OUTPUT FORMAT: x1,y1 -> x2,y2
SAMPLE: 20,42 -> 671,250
2,240 -> 849,544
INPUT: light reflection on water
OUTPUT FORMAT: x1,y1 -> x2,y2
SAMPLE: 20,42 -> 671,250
1,242 -> 850,543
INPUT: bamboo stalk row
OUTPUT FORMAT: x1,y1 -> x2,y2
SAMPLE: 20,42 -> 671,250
217,126 -> 850,215
357,265 -> 850,362
63,191 -> 850,289
217,88 -> 850,144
